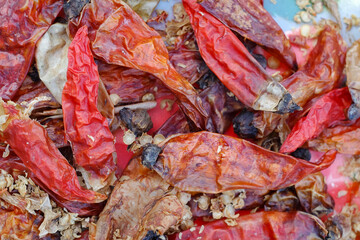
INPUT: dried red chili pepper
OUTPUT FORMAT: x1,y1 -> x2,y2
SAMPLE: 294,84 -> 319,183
199,0 -> 297,70
236,24 -> 347,139
280,87 -> 352,153
172,211 -> 327,240
0,0 -> 63,100
62,25 -> 116,191
182,0 -> 299,114
0,101 -> 107,205
69,0 -> 208,129
307,118 -> 360,155
154,132 -> 336,193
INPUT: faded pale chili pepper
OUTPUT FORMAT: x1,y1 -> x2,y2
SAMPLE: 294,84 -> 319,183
345,39 -> 360,120
182,0 -> 299,114
173,211 -> 327,240
235,24 -> 347,139
280,87 -> 352,153
0,101 -> 107,205
307,118 -> 360,155
199,0 -> 297,70
62,26 -> 116,192
69,0 -> 208,129
0,0 -> 63,100
153,132 -> 336,193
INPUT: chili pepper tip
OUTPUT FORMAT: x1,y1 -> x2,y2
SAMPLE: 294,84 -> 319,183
277,93 -> 301,114
347,103 -> 360,121
141,144 -> 162,169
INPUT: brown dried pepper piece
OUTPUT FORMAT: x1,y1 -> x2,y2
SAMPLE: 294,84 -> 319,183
295,172 -> 334,217
199,0 -> 297,70
173,211 -> 328,240
183,0 -> 299,114
69,0 -> 208,129
154,132 -> 336,193
0,0 -> 63,100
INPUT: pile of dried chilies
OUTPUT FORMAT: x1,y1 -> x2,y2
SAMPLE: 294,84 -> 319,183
0,0 -> 359,239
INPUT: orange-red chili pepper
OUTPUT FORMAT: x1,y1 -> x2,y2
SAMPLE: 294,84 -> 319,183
199,0 -> 297,70
172,211 -> 327,240
69,0 -> 208,129
0,101 -> 107,205
182,0 -> 299,114
62,25 -> 116,191
0,0 -> 63,100
280,87 -> 352,153
154,132 -> 336,193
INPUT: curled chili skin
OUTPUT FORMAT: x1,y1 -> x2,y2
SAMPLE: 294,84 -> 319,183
199,0 -> 297,70
154,132 -> 336,193
173,211 -> 327,240
69,0 -> 208,129
280,87 -> 352,153
0,102 -> 107,205
183,0 -> 299,114
63,25 -> 116,191
0,0 -> 63,100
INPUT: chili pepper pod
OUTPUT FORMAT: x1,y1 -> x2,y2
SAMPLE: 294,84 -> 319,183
183,0 -> 300,114
199,0 -> 298,70
0,100 -> 107,205
62,25 -> 116,192
173,211 -> 327,240
153,132 -> 336,193
280,87 -> 352,154
69,0 -> 208,130
346,39 -> 360,120
0,0 -> 63,100
233,24 -> 347,140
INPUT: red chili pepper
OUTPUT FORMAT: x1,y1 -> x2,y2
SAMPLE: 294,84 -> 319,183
0,0 -> 63,100
62,25 -> 116,191
280,87 -> 352,153
0,101 -> 107,205
199,0 -> 297,70
69,0 -> 208,129
171,211 -> 327,240
182,0 -> 299,114
154,132 -> 336,193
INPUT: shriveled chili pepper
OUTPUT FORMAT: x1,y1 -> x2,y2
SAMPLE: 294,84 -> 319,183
0,101 -> 107,204
154,132 -> 336,193
62,25 -> 116,192
69,0 -> 208,129
345,39 -> 360,120
280,87 -> 352,153
235,24 -> 347,139
172,211 -> 327,240
182,0 -> 299,114
307,118 -> 360,155
199,0 -> 297,70
0,0 -> 63,100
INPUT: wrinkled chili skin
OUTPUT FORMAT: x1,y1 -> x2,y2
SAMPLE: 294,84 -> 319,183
295,173 -> 334,217
281,25 -> 346,107
69,0 -> 208,129
62,25 -> 116,191
307,118 -> 360,155
280,87 -> 352,153
0,0 -> 63,100
182,0 -> 270,109
200,0 -> 297,70
154,132 -> 336,193
173,211 -> 327,240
